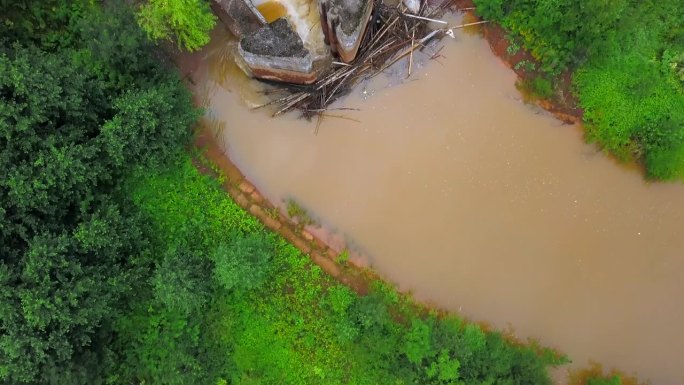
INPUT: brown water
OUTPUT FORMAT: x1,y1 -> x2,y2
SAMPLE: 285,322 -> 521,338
193,15 -> 684,385
256,1 -> 288,23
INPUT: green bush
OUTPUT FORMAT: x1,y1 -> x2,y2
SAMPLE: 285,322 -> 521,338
474,0 -> 628,75
518,76 -> 554,99
212,234 -> 274,291
588,376 -> 622,385
136,0 -> 217,51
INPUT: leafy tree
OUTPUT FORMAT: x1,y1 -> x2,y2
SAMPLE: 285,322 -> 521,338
0,203 -> 147,384
426,350 -> 462,384
114,248 -> 212,385
101,83 -> 196,169
0,42 -> 193,249
76,2 -> 168,91
405,319 -> 432,364
474,0 -> 627,74
0,0 -> 93,49
0,2 -> 197,382
0,45 -> 112,251
136,0 -> 217,51
152,248 -> 212,316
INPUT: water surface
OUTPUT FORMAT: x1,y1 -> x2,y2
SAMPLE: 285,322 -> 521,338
194,16 -> 684,385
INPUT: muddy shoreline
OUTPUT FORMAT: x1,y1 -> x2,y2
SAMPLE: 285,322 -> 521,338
194,127 -> 373,294
451,0 -> 583,124
182,13 -> 575,355
191,123 -> 570,362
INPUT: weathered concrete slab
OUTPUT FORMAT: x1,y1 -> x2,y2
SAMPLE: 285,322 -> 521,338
239,18 -> 317,84
212,0 -> 266,38
319,0 -> 373,62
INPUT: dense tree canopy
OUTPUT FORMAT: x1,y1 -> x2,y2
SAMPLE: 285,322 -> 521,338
0,1 -> 196,383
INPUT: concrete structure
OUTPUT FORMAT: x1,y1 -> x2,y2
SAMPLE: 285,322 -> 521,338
319,0 -> 373,62
212,0 -> 266,38
223,0 -> 374,83
238,18 -> 317,84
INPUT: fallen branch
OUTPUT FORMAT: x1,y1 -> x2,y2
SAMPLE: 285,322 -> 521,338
448,20 -> 489,30
402,13 -> 448,25
408,29 -> 415,77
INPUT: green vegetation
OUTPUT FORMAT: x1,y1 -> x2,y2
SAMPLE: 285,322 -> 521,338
136,0 -> 217,51
1,2 -> 568,382
286,198 -> 317,227
506,35 -> 521,55
517,76 -> 554,99
0,0 -> 215,53
474,0 -> 684,179
514,59 -> 536,73
0,1 -> 196,382
336,249 -> 351,264
569,363 -> 644,385
1,1 -> 651,385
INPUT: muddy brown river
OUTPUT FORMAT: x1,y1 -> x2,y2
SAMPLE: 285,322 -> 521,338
189,14 -> 684,385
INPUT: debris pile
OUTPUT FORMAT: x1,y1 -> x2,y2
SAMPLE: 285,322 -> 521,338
212,0 -> 487,118
258,0 -> 457,118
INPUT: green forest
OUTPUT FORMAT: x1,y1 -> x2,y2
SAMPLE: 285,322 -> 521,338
0,0 -> 673,384
474,0 -> 684,179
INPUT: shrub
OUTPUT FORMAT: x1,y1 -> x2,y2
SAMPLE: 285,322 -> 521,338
517,76 -> 554,100
212,234 -> 273,291
136,0 -> 217,51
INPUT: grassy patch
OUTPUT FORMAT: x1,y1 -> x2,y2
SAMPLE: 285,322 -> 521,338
336,249 -> 350,265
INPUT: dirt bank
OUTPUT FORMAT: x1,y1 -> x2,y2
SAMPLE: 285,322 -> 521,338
193,126 -> 372,295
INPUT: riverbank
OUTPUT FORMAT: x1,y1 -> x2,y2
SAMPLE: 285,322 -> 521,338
1,1 -> 662,384
172,18 -> 573,383
124,147 -> 567,384
451,0 -> 582,124
189,125 -> 642,385
173,4 -> 668,385
469,0 -> 684,179
193,126 -> 370,294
